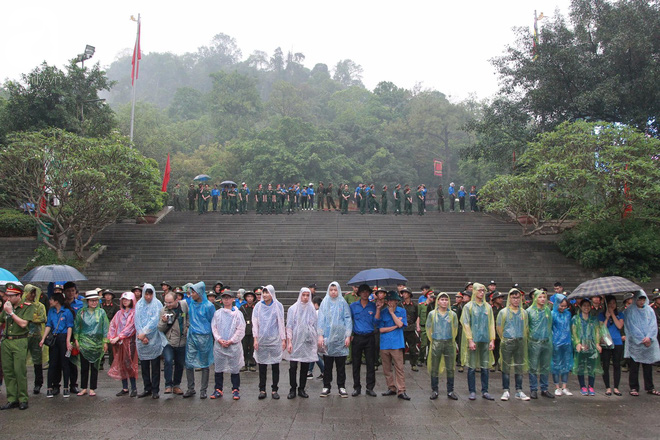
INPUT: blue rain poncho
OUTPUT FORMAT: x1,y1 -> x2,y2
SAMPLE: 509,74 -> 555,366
134,283 -> 167,361
74,304 -> 109,366
253,284 -> 286,365
551,294 -> 572,347
285,288 -> 318,363
623,291 -> 660,365
211,305 -> 246,374
317,282 -> 353,357
185,281 -> 216,368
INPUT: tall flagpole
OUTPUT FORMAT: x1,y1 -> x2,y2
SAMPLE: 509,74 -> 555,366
130,14 -> 141,143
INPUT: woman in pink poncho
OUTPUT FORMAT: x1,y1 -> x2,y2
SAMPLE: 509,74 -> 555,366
107,291 -> 138,396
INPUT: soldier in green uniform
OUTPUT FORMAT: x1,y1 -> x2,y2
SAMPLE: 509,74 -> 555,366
187,183 -> 196,211
418,291 -> 435,367
341,184 -> 351,214
326,183 -> 337,211
255,184 -> 263,214
393,184 -> 402,215
239,183 -> 248,214
22,285 -> 46,394
359,184 -> 367,215
369,184 -> 379,213
404,186 -> 413,215
265,184 -> 274,214
203,184 -> 211,213
196,184 -> 204,215
0,283 -> 35,410
381,185 -> 388,214
317,182 -> 325,211
400,288 -> 420,371
172,183 -> 183,211
416,185 -> 425,215
287,185 -> 296,214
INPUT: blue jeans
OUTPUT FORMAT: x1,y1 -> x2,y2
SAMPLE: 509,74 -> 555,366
553,372 -> 569,385
163,344 -> 186,388
308,355 -> 325,373
502,373 -> 523,391
214,372 -> 240,391
121,377 -> 137,391
467,367 -> 489,393
529,373 -> 549,392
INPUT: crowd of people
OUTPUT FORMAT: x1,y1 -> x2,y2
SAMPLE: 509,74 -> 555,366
168,181 -> 479,215
1,279 -> 659,411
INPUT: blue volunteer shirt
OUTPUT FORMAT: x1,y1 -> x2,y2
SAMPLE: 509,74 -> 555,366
211,188 -> 220,196
46,307 -> 74,334
350,300 -> 377,335
376,307 -> 407,350
70,297 -> 84,314
598,311 -> 624,346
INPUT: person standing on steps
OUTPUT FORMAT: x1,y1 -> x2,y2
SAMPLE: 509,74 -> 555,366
393,184 -> 402,215
437,184 -> 444,212
380,185 -> 388,214
448,182 -> 456,212
341,184 -> 350,214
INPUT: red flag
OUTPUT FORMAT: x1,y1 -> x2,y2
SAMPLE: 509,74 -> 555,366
131,16 -> 141,86
161,153 -> 171,192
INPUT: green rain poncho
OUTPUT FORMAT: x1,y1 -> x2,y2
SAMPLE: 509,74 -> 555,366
527,289 -> 553,375
426,293 -> 458,377
571,304 -> 603,376
496,289 -> 529,374
74,304 -> 110,367
22,284 -> 48,365
460,283 -> 495,369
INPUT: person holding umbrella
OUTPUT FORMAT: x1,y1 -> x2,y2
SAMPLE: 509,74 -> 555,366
623,291 -> 660,396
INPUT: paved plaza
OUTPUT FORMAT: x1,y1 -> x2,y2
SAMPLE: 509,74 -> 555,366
1,362 -> 659,439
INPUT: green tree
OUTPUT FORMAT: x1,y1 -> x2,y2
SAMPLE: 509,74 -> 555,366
209,71 -> 262,142
0,129 -> 162,259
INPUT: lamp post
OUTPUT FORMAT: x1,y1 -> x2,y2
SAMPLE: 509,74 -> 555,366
77,44 -> 95,68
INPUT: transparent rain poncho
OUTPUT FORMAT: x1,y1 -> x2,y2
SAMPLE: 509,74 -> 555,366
317,282 -> 352,357
185,281 -> 216,369
211,305 -> 246,374
134,283 -> 167,361
107,292 -> 138,381
623,291 -> 660,365
527,290 -> 553,375
460,284 -> 495,369
74,304 -> 109,366
426,293 -> 458,376
571,305 -> 603,376
551,293 -> 573,375
285,288 -> 318,363
253,284 -> 286,365
496,290 -> 529,374
23,284 -> 48,365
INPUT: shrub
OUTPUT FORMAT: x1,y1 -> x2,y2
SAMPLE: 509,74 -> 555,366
24,246 -> 84,272
558,220 -> 660,282
0,208 -> 36,237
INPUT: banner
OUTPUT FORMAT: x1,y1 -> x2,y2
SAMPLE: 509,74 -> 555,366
433,160 -> 443,177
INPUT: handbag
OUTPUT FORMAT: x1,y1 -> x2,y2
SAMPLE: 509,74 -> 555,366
44,332 -> 56,347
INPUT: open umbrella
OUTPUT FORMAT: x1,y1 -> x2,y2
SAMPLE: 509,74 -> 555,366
348,268 -> 407,287
194,174 -> 211,181
21,264 -> 88,284
567,276 -> 642,300
220,180 -> 237,188
0,267 -> 20,283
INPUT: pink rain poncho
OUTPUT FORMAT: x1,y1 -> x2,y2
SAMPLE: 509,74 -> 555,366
285,288 -> 318,363
107,292 -> 138,381
253,284 -> 285,365
211,304 -> 246,374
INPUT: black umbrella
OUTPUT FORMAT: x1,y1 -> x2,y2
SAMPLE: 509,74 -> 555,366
21,265 -> 88,284
220,180 -> 237,188
348,268 -> 407,287
567,276 -> 642,299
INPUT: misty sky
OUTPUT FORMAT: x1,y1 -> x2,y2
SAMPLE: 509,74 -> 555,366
2,0 -> 571,101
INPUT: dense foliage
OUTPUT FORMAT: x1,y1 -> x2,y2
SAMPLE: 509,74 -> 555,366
0,208 -> 35,237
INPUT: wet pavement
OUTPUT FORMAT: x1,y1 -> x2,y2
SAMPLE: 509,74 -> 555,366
1,362 -> 659,439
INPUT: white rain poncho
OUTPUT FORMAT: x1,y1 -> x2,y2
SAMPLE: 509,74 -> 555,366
211,305 -> 246,374
623,291 -> 660,365
134,283 -> 167,361
253,284 -> 285,365
285,288 -> 318,363
317,282 -> 352,357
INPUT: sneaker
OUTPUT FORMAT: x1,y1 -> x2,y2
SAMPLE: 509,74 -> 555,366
580,387 -> 588,396
562,388 -> 573,396
501,391 -> 510,401
320,388 -> 331,397
63,390 -> 70,398
515,391 -> 530,401
232,389 -> 240,400
306,372 -> 313,378
554,388 -> 563,396
482,393 -> 495,401
339,388 -> 348,398
588,387 -> 595,396
317,374 -> 324,379
210,389 -> 223,399
46,389 -> 53,398
468,392 -> 476,400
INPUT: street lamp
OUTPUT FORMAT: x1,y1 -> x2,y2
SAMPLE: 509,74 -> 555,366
77,44 -> 95,68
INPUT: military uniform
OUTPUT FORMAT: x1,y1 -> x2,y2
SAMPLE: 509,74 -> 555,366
393,186 -> 402,215
240,302 -> 256,370
317,184 -> 325,210
341,188 -> 350,214
369,186 -> 379,213
326,184 -> 337,210
1,284 -> 35,408
418,298 -> 433,364
401,298 -> 420,368
416,188 -> 425,215
187,185 -> 197,211
196,186 -> 205,214
380,187 -> 388,214
239,186 -> 248,213
22,285 -> 46,393
172,185 -> 183,211
404,188 -> 413,215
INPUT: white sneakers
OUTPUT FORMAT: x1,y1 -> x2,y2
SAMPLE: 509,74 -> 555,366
515,391 -> 530,401
320,388 -> 330,397
501,391 -> 510,401
562,388 -> 573,396
555,388 -> 563,396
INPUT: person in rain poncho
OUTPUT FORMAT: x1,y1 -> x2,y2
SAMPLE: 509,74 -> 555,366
22,284 -> 47,395
426,292 -> 459,400
551,293 -> 573,396
317,281 -> 353,398
285,287 -> 318,399
460,283 -> 496,401
496,288 -> 530,401
184,281 -> 216,399
253,284 -> 286,399
527,289 -> 554,399
572,298 -> 602,396
623,291 -> 660,396
107,292 -> 138,397
74,290 -> 109,396
210,290 -> 246,401
135,283 -> 167,399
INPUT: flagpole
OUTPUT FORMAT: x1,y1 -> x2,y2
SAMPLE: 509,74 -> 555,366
130,13 -> 140,143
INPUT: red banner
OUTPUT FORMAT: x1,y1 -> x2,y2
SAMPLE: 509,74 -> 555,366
433,160 -> 443,177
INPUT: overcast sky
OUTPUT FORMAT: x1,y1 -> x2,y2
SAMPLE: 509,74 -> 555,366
2,0 -> 572,101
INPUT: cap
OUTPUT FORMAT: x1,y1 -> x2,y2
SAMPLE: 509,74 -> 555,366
53,284 -> 64,292
491,291 -> 507,300
84,290 -> 101,300
173,287 -> 183,293
400,287 -> 413,296
463,289 -> 472,297
489,280 -> 496,286
221,290 -> 235,298
622,292 -> 634,301
5,283 -> 23,295
207,290 -> 217,297
244,291 -> 256,300
308,283 -> 317,289
131,285 -> 141,292
385,290 -> 402,302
